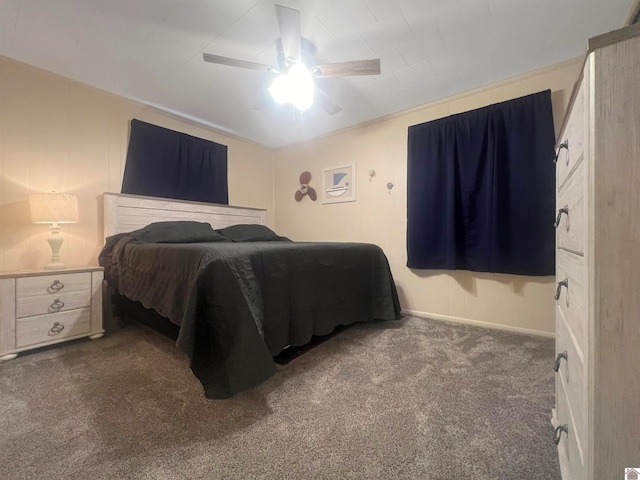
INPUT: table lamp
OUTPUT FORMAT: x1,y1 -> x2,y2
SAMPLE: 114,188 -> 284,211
28,192 -> 79,269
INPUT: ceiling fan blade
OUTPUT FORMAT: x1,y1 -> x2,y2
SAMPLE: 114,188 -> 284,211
275,4 -> 301,62
300,171 -> 312,185
295,189 -> 304,202
314,86 -> 342,115
307,187 -> 317,201
311,59 -> 381,78
203,53 -> 275,73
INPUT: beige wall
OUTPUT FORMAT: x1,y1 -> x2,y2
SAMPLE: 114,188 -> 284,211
274,58 -> 583,336
0,55 -> 275,272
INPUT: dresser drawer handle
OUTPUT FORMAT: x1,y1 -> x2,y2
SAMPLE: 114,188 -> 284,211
48,280 -> 65,293
553,424 -> 568,445
554,206 -> 569,228
554,278 -> 568,300
553,140 -> 569,164
48,322 -> 65,336
49,299 -> 65,312
554,351 -> 568,372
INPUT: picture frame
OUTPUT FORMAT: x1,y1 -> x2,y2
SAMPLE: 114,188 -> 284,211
322,163 -> 356,204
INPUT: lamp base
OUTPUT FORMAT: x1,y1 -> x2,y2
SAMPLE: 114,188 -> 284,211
45,226 -> 67,270
44,261 -> 67,270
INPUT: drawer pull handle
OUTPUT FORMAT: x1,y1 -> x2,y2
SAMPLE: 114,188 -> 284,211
553,424 -> 568,445
48,280 -> 65,293
554,206 -> 569,228
48,322 -> 65,336
554,278 -> 568,300
553,140 -> 568,164
554,351 -> 568,372
49,299 -> 65,312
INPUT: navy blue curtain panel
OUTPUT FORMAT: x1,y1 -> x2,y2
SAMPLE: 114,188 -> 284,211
407,90 -> 556,276
122,119 -> 229,204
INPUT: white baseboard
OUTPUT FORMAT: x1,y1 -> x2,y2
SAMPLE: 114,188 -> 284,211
401,309 -> 555,338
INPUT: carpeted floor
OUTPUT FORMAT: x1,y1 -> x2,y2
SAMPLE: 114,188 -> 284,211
0,315 -> 560,480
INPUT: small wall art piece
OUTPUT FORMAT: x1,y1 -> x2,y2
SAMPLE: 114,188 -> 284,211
322,163 -> 356,204
295,171 -> 317,202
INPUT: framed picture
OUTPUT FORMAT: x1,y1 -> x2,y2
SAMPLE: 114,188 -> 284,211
322,163 -> 356,204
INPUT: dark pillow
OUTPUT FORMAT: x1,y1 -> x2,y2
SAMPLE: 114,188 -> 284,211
216,224 -> 290,242
132,221 -> 230,243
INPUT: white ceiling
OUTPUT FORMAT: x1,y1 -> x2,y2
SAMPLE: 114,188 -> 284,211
0,0 -> 633,148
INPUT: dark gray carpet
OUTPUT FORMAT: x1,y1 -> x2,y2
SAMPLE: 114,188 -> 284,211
0,315 -> 560,480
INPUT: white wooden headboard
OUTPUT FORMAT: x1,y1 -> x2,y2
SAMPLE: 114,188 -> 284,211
103,192 -> 266,238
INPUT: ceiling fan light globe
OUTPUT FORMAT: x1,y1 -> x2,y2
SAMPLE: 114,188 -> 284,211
269,63 -> 314,111
269,75 -> 289,104
289,63 -> 314,111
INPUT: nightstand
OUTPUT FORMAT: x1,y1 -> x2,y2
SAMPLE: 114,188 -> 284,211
0,266 -> 104,361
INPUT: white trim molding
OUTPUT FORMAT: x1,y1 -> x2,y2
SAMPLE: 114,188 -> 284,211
402,309 -> 555,338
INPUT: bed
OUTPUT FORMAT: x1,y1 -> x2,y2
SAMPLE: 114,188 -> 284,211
100,192 -> 402,398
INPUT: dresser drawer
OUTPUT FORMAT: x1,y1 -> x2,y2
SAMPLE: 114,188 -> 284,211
16,272 -> 91,298
556,373 -> 586,480
16,290 -> 91,318
15,308 -> 91,348
557,159 -> 586,255
557,80 -> 585,190
556,249 -> 588,355
556,309 -> 586,454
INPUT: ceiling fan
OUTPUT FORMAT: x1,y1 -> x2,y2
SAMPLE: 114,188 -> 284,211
202,4 -> 381,115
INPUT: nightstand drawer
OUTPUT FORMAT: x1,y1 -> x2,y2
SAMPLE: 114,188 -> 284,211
15,308 -> 91,348
16,290 -> 91,318
16,272 -> 91,298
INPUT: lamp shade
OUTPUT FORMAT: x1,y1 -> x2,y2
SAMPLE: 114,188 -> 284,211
29,193 -> 79,224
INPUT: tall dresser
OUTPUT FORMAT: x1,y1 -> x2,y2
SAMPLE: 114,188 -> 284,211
552,23 -> 640,479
